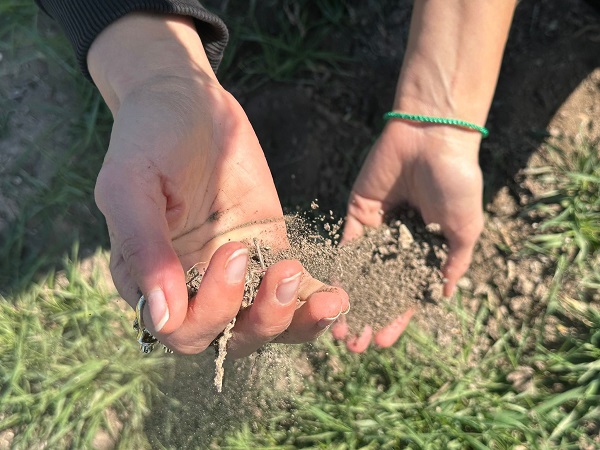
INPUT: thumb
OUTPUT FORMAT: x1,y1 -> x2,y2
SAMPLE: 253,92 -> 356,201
95,164 -> 188,335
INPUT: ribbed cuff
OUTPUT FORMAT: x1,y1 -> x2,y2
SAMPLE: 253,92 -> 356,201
35,0 -> 228,80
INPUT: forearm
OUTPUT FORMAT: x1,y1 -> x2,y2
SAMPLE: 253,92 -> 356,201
395,0 -> 517,125
88,13 -> 217,114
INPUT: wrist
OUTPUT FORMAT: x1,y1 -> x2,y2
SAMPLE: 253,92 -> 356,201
88,13 -> 217,112
393,61 -> 492,127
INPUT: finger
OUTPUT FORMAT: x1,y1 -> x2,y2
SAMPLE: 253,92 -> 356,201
274,282 -> 349,344
165,242 -> 249,354
227,260 -> 304,358
95,164 -> 188,334
346,325 -> 372,353
442,221 -> 483,297
373,308 -> 415,348
331,314 -> 349,340
340,214 -> 365,244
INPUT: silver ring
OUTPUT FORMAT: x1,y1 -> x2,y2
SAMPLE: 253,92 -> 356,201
133,294 -> 159,354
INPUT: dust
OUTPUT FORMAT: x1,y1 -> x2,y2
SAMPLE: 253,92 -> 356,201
145,343 -> 309,449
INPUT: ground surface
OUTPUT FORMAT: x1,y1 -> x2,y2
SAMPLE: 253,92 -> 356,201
1,0 -> 599,448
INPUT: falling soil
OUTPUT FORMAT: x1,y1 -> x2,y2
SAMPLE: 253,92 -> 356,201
252,207 -> 451,339
186,239 -> 274,392
197,206 -> 451,392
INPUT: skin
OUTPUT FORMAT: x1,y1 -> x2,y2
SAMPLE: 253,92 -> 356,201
333,0 -> 518,351
88,14 -> 348,357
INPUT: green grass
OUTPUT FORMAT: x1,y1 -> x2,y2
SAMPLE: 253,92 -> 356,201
0,247 -> 164,449
217,285 -> 599,449
217,0 -> 352,90
525,138 -> 600,264
0,4 -> 152,448
213,138 -> 600,449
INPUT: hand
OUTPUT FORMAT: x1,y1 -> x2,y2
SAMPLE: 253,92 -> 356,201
90,14 -> 348,357
330,0 -> 514,352
333,120 -> 484,352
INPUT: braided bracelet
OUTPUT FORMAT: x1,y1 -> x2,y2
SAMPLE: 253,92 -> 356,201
383,111 -> 489,138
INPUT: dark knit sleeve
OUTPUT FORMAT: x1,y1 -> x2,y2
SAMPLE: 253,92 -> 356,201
35,0 -> 228,79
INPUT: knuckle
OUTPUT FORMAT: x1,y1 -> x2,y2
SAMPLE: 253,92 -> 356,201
119,235 -> 152,272
256,320 -> 292,342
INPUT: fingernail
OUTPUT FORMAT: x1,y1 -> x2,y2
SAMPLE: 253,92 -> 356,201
225,248 -> 249,284
276,272 -> 302,305
147,289 -> 169,332
318,306 -> 344,329
317,315 -> 341,330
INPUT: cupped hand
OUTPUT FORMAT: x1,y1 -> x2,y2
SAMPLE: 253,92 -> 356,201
333,120 -> 484,351
90,15 -> 348,357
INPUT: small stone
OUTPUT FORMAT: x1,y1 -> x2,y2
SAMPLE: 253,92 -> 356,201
473,283 -> 489,296
548,126 -> 562,137
425,223 -> 442,235
509,296 -> 531,315
514,277 -> 535,296
0,430 -> 15,450
457,277 -> 473,291
534,283 -> 548,300
398,224 -> 414,249
378,246 -> 390,256
427,283 -> 443,298
507,366 -> 535,394
506,260 -> 516,281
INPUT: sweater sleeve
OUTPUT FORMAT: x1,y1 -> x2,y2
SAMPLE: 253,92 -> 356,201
35,0 -> 228,80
